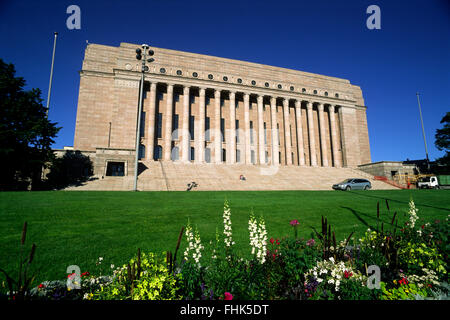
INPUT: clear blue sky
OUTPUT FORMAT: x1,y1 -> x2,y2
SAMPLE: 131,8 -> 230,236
1,0 -> 449,162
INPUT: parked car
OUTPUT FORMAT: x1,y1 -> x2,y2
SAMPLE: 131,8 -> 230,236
332,178 -> 372,191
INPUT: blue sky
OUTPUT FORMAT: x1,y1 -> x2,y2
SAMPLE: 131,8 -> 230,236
1,0 -> 449,162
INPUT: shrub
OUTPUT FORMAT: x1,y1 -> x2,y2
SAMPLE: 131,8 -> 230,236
93,251 -> 180,300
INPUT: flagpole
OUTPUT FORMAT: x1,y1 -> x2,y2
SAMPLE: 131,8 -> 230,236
416,92 -> 430,167
46,32 -> 58,117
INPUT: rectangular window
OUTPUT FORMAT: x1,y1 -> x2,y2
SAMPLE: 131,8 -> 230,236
174,93 -> 179,102
250,121 -> 254,145
265,151 -> 269,164
205,117 -> 210,141
173,114 -> 179,139
190,147 -> 195,161
190,95 -> 195,104
221,118 -> 225,142
205,148 -> 211,163
236,149 -> 241,163
140,111 -> 146,137
206,96 -> 210,106
157,113 -> 162,139
251,150 -> 255,164
221,98 -> 225,107
158,92 -> 164,101
264,122 -> 267,145
189,115 -> 195,140
236,120 -> 239,143
277,124 -> 280,145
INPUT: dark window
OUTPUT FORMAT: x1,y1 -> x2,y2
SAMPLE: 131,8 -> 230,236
176,70 -> 182,76
205,117 -> 210,141
192,72 -> 198,77
208,74 -> 214,79
278,84 -> 282,89
265,82 -> 269,87
106,162 -> 125,177
154,145 -> 162,160
251,80 -> 256,85
157,113 -> 163,138
223,76 -> 228,81
206,96 -> 210,106
290,86 -> 294,91
251,150 -> 255,164
139,144 -> 146,160
236,119 -> 239,143
220,98 -> 225,107
335,93 -> 339,98
250,121 -> 254,145
189,115 -> 195,140
158,92 -> 163,101
190,95 -> 195,104
190,147 -> 195,161
265,151 -> 269,163
325,91 -> 328,96
140,111 -> 146,137
221,118 -> 225,142
222,148 -> 226,162
237,78 -> 242,84
174,93 -> 179,102
205,148 -> 211,163
173,114 -> 179,139
236,149 -> 241,163
313,90 -> 318,94
160,68 -> 166,73
302,88 -> 306,93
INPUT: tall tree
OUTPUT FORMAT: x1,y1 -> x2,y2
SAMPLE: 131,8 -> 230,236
434,112 -> 450,171
0,59 -> 60,190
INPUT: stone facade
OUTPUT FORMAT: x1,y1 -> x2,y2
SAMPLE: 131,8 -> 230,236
73,42 -> 371,176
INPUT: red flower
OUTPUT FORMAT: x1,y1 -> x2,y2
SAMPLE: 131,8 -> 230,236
276,239 -> 280,245
224,292 -> 233,300
421,225 -> 425,229
344,270 -> 353,279
38,283 -> 45,289
81,271 -> 90,277
270,238 -> 275,244
398,277 -> 409,285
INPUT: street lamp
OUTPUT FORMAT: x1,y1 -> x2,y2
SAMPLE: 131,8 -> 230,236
133,44 -> 155,191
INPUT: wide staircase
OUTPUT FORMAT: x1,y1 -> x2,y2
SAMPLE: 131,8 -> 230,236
65,161 -> 399,191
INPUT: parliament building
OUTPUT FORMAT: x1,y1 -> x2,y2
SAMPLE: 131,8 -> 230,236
70,42 -> 380,191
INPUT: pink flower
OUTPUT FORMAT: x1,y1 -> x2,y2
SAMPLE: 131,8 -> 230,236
306,239 -> 315,247
224,292 -> 233,300
290,219 -> 300,226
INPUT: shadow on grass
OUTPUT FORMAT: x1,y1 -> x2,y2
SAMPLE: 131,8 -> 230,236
346,191 -> 450,213
341,206 -> 399,232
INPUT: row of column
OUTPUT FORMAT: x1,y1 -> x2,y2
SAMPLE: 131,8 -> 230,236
143,82 -> 342,167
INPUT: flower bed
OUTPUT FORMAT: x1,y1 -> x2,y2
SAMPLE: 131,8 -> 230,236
1,199 -> 448,300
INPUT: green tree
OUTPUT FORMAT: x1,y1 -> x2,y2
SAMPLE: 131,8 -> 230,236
46,150 -> 93,189
0,59 -> 60,190
433,112 -> 450,172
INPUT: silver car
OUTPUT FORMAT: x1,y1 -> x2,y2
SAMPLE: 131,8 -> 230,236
332,178 -> 372,191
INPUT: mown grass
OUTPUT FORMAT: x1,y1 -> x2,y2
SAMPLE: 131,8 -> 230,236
0,189 -> 448,285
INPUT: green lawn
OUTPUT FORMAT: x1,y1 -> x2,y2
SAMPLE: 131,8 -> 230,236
0,190 -> 449,285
